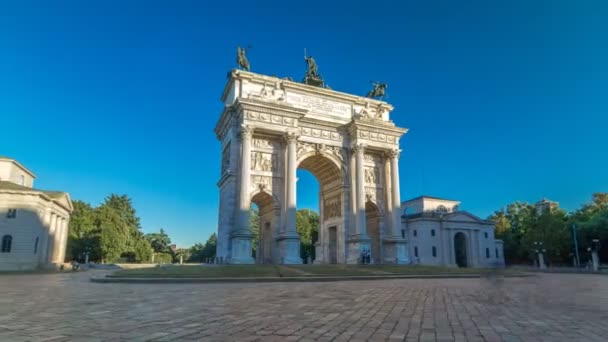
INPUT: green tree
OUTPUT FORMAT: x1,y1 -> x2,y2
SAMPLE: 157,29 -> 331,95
145,228 -> 172,253
66,200 -> 96,261
572,193 -> 608,263
67,194 -> 157,263
188,233 -> 217,262
296,209 -> 319,262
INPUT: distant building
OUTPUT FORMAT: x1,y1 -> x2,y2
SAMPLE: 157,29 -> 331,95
0,157 -> 73,271
402,196 -> 504,268
534,198 -> 559,215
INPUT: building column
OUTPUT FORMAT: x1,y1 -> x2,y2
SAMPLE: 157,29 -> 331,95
347,144 -> 371,263
47,213 -> 57,264
38,211 -> 51,266
355,144 -> 367,236
230,125 -> 254,264
58,218 -> 69,263
277,132 -> 302,264
389,149 -> 409,263
52,217 -> 65,264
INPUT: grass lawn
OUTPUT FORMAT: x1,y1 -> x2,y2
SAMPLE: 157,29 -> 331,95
108,264 -> 514,278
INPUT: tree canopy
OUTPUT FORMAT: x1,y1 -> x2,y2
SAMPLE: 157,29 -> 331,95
490,193 -> 608,265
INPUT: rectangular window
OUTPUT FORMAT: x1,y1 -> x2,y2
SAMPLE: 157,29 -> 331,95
495,248 -> 499,258
414,246 -> 418,257
401,229 -> 405,239
486,248 -> 490,258
432,246 -> 437,257
413,230 -> 417,237
431,229 -> 435,237
6,209 -> 17,219
484,232 -> 488,238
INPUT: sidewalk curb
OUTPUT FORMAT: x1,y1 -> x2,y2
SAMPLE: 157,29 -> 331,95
91,273 -> 531,284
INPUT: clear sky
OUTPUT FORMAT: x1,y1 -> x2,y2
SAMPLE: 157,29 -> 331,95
1,1 -> 607,247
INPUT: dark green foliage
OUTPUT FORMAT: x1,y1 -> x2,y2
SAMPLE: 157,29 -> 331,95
66,194 -> 156,263
296,209 -> 319,262
188,233 -> 217,262
490,192 -> 608,265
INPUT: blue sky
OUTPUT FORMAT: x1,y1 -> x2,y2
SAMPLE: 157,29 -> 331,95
1,1 -> 607,247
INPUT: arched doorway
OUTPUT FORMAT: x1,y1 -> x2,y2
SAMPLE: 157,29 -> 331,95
365,201 -> 382,264
251,191 -> 276,264
454,232 -> 468,268
297,150 -> 345,264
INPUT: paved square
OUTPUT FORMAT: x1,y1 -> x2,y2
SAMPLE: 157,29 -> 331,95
1,271 -> 607,341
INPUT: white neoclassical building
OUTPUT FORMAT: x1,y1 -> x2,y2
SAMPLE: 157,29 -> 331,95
215,70 -> 408,264
402,196 -> 504,268
0,157 -> 73,271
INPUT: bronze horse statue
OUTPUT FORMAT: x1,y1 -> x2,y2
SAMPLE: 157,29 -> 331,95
366,82 -> 387,99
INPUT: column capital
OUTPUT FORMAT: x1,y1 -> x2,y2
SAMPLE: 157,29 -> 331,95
241,125 -> 254,138
351,143 -> 366,154
386,148 -> 401,159
283,131 -> 299,144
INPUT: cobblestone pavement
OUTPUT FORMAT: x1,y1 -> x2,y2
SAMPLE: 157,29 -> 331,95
1,271 -> 607,341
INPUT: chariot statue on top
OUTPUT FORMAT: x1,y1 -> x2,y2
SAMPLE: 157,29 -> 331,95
366,81 -> 388,99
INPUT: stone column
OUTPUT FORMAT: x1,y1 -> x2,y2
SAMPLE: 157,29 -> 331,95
389,149 -> 401,237
53,217 -> 65,264
39,211 -> 51,266
389,149 -> 409,263
347,144 -> 371,264
355,144 -> 366,236
47,213 -> 57,264
230,125 -> 254,264
277,132 -> 302,264
59,218 -> 69,263
286,132 -> 297,234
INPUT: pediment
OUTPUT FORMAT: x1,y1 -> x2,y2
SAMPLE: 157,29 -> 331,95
447,211 -> 488,224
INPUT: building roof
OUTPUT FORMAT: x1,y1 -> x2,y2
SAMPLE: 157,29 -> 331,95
0,156 -> 37,178
0,181 -> 72,211
403,210 -> 494,225
401,195 -> 460,204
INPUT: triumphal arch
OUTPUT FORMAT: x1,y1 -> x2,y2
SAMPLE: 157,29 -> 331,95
215,68 -> 409,264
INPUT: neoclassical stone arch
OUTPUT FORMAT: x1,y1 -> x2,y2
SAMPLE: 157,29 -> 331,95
215,69 -> 409,264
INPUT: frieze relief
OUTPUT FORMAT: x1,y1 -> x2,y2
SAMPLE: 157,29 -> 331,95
251,152 -> 276,172
252,138 -> 275,149
358,130 -> 397,144
248,81 -> 285,102
300,127 -> 343,141
246,111 -> 296,127
364,167 -> 378,185
324,195 -> 342,219
251,175 -> 272,191
297,141 -> 345,163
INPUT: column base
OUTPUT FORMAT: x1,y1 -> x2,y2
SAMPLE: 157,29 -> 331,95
277,233 -> 302,264
382,237 -> 410,264
347,235 -> 371,264
230,233 -> 255,264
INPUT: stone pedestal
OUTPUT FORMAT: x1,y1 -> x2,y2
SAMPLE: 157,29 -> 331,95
592,251 -> 599,272
347,235 -> 371,264
230,233 -> 254,264
277,234 -> 302,264
382,237 -> 409,264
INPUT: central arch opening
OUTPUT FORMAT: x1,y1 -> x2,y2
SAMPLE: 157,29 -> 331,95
250,191 -> 275,264
297,153 -> 344,264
